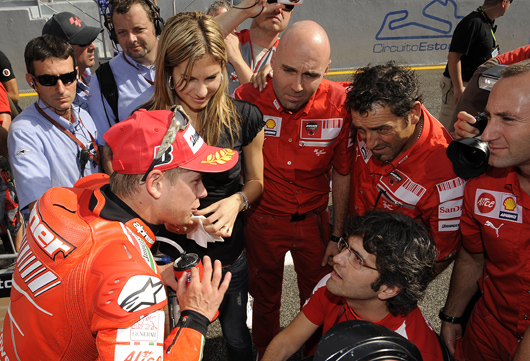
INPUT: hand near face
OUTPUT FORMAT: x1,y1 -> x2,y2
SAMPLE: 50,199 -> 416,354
250,64 -> 273,92
176,256 -> 231,321
164,218 -> 200,235
454,111 -> 480,139
237,0 -> 283,18
194,193 -> 244,238
224,33 -> 242,65
321,240 -> 339,267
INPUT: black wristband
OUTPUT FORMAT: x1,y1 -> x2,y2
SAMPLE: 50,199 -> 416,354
330,235 -> 342,243
439,308 -> 463,324
178,310 -> 210,335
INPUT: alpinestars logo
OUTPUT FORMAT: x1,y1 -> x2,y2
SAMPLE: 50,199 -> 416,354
118,275 -> 166,312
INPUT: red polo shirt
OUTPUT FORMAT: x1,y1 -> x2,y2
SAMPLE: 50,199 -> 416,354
461,167 -> 530,339
302,280 -> 444,361
349,106 -> 463,261
235,79 -> 353,215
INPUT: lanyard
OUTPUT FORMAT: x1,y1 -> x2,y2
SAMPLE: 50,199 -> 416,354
35,103 -> 100,166
478,6 -> 497,46
249,38 -> 280,73
123,53 -> 155,85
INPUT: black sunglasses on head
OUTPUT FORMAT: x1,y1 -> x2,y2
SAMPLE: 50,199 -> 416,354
267,0 -> 294,11
33,70 -> 77,87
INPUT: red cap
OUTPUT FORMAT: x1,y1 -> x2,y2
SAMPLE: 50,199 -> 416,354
104,109 -> 238,175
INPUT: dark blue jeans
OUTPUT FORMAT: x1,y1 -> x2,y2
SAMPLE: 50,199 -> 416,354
218,250 -> 253,361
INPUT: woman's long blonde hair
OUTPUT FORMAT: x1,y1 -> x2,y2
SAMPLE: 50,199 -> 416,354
145,11 -> 240,146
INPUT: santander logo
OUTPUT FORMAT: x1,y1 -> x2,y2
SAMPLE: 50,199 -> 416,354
477,192 -> 496,213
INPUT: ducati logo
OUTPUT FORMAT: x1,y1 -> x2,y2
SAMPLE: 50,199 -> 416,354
305,122 -> 319,136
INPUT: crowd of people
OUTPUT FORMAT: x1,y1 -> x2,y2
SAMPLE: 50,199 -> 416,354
0,0 -> 528,360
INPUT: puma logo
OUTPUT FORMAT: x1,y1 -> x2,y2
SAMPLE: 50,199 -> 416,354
485,221 -> 504,237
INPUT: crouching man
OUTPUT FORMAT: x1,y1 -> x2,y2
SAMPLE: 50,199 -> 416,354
261,210 -> 445,361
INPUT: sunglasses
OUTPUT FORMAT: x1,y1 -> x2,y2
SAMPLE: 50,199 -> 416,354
140,105 -> 190,184
33,70 -> 77,87
267,0 -> 294,11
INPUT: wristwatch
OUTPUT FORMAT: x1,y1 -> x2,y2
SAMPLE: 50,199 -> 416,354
439,308 -> 463,324
330,235 -> 342,243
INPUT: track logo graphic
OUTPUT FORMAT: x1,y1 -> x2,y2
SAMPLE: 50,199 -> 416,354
376,0 -> 463,40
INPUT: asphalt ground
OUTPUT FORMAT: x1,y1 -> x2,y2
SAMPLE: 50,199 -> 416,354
13,66 -> 452,361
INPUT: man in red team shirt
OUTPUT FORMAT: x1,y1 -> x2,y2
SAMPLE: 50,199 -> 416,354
234,20 -> 353,357
346,62 -> 464,275
441,59 -> 530,360
261,211 -> 444,361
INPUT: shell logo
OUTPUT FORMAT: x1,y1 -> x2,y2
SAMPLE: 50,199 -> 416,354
503,197 -> 516,211
265,119 -> 277,129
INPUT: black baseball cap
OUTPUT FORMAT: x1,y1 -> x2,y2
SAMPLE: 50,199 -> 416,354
42,12 -> 103,46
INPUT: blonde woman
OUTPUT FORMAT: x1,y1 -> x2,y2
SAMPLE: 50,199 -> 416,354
145,11 -> 264,361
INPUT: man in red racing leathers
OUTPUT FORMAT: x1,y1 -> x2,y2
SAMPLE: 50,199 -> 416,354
0,108 -> 238,360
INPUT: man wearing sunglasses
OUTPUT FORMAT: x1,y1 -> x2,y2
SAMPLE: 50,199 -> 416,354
42,11 -> 103,110
7,35 -> 99,213
260,211 -> 444,361
215,0 -> 293,94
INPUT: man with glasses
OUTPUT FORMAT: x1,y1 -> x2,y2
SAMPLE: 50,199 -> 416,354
347,62 -> 464,275
7,35 -> 99,212
260,210 -> 444,361
1,107 -> 237,360
42,11 -> 103,110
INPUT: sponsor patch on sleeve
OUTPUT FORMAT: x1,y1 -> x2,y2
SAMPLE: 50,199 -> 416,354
115,310 -> 165,360
437,177 -> 466,203
263,116 -> 282,137
474,189 -> 522,223
438,199 -> 463,219
438,219 -> 461,232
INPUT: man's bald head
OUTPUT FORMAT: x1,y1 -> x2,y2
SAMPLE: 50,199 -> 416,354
277,20 -> 330,63
272,21 -> 331,112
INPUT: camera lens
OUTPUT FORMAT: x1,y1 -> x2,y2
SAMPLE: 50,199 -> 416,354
459,147 -> 486,168
447,138 -> 490,179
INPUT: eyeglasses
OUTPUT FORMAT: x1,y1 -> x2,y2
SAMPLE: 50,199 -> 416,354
140,105 -> 190,184
33,70 -> 77,87
337,237 -> 378,271
266,0 -> 294,11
